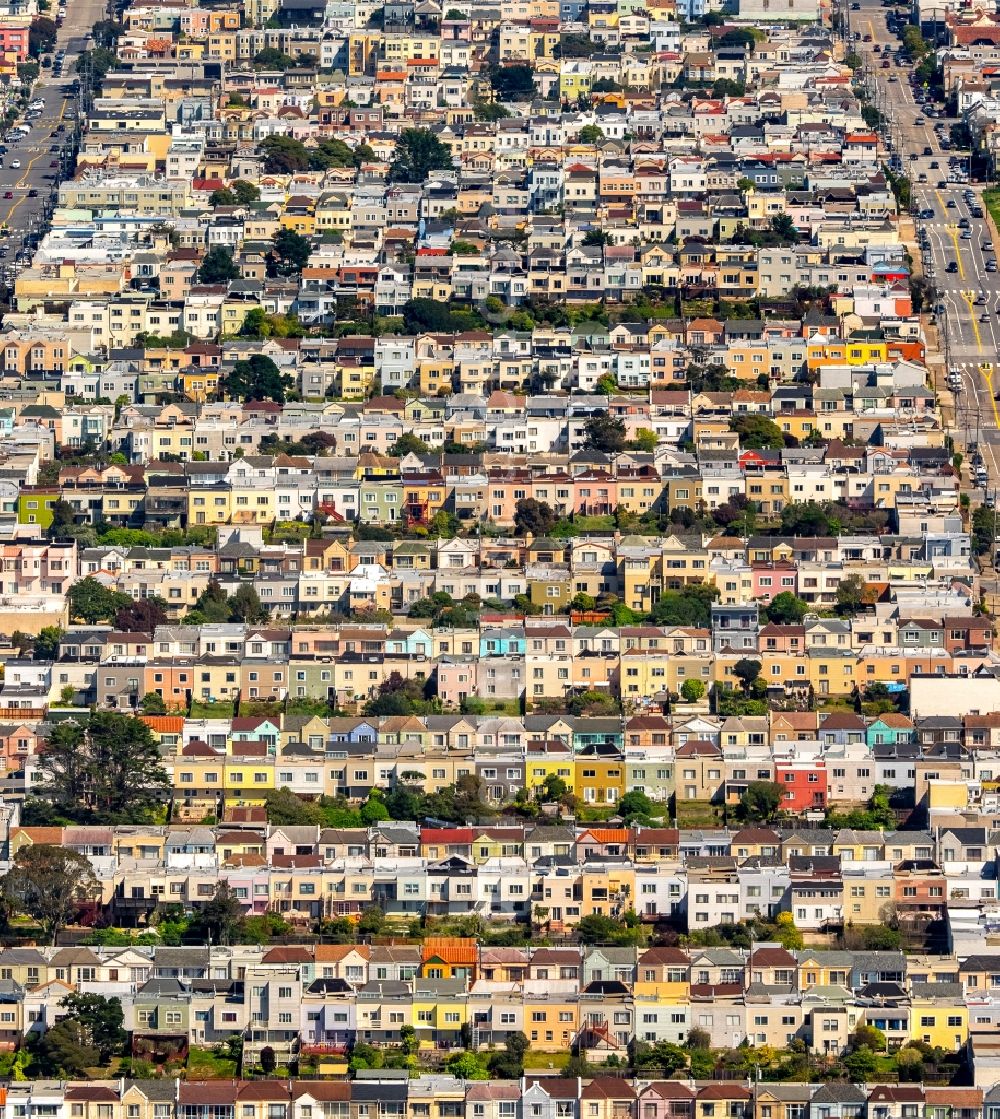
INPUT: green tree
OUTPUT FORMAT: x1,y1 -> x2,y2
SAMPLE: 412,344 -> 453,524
732,658 -> 762,692
140,691 -> 167,714
197,245 -> 240,285
389,432 -> 431,457
209,187 -> 236,207
578,124 -> 604,143
253,46 -> 296,69
680,678 -> 706,703
1,844 -> 99,943
58,993 -> 127,1063
770,214 -> 799,243
189,883 -> 244,945
447,1051 -> 489,1079
259,134 -> 310,173
32,625 -> 63,662
972,504 -> 995,555
223,354 -> 292,403
835,573 -> 866,615
765,591 -> 808,625
618,790 -> 655,823
583,411 -> 627,453
30,1017 -> 99,1075
739,780 -> 784,822
229,584 -> 268,624
67,577 -> 130,625
862,925 -> 902,950
264,787 -> 323,826
630,428 -> 658,452
358,905 -> 386,936
852,1024 -> 886,1052
730,414 -> 786,450
489,63 -> 536,100
843,1046 -> 878,1081
268,228 -> 312,276
539,773 -> 568,801
388,128 -> 454,183
232,180 -> 260,204
33,712 -> 169,824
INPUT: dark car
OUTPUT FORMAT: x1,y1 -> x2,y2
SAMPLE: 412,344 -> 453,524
28,188 -> 37,197
49,160 -> 58,167
923,145 -> 933,155
3,191 -> 12,199
946,261 -> 958,272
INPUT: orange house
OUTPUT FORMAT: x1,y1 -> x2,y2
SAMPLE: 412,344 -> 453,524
421,937 -> 478,984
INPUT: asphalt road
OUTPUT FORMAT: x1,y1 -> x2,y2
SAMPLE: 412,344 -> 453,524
846,0 -> 1000,476
0,0 -> 107,277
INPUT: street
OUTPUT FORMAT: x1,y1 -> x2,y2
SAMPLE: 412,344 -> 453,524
0,0 -> 107,277
847,0 -> 1000,477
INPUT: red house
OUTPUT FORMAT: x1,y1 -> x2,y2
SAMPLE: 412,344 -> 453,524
774,759 -> 827,812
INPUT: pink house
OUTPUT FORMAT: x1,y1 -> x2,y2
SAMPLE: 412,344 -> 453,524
436,658 -> 478,708
750,561 -> 797,602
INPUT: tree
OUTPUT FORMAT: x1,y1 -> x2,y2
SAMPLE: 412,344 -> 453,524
739,780 -> 784,822
732,658 -> 762,693
862,925 -> 902,950
680,678 -> 706,703
253,46 -> 295,69
223,354 -> 292,403
578,124 -> 604,144
730,414 -> 785,450
30,1017 -> 99,1075
539,773 -> 568,802
618,790 -> 655,823
514,497 -> 556,537
229,584 -> 268,624
140,691 -> 167,714
259,135 -> 310,173
209,187 -> 236,207
29,16 -> 57,57
33,712 -> 169,824
630,427 -> 658,452
852,1024 -> 886,1052
232,180 -> 260,204
770,214 -> 799,243
773,911 -> 803,950
688,1027 -> 711,1050
389,432 -> 431,457
583,411 -> 627,453
489,63 -> 536,100
68,577 -> 130,625
32,625 -> 63,662
190,883 -> 244,944
264,787 -> 323,826
1,844 -> 98,943
358,905 -> 386,936
972,504 -> 995,555
447,1051 -> 489,1079
388,128 -> 454,183
843,1046 -> 878,1081
259,1045 -> 277,1075
197,245 -> 240,285
58,993 -> 126,1063
765,591 -> 808,625
189,579 -> 232,624
114,596 -> 167,633
835,573 -> 866,616
268,228 -> 312,276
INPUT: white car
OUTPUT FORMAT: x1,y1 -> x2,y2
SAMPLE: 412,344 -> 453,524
10,159 -> 21,169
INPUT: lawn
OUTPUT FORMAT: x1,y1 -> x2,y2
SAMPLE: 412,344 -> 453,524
984,188 -> 1000,235
187,1046 -> 238,1078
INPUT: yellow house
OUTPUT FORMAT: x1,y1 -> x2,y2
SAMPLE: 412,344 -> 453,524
575,756 -> 627,807
188,486 -> 233,526
223,753 -> 275,802
806,336 -> 888,371
910,996 -> 967,1050
525,747 -> 575,797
